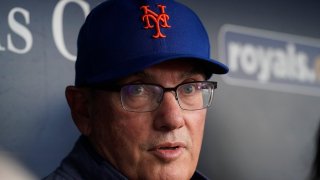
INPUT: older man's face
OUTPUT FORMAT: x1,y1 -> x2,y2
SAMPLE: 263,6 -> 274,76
87,60 -> 207,179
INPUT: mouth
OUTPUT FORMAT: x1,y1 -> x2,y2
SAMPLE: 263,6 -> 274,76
158,146 -> 180,150
149,142 -> 186,162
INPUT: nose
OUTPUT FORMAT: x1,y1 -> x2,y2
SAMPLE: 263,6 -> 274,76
153,92 -> 185,131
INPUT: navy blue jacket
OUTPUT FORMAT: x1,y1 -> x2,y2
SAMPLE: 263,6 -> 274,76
43,136 -> 208,180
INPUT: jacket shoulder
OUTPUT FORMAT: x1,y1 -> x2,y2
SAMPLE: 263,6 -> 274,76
42,167 -> 83,180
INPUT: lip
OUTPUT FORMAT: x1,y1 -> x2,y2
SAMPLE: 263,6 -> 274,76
149,142 -> 186,162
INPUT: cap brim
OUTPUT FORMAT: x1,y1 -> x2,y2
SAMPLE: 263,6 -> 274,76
145,54 -> 229,74
88,54 -> 228,85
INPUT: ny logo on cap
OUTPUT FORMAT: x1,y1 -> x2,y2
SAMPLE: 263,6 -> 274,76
140,5 -> 171,39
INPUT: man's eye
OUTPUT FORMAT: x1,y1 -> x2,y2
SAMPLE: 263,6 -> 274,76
181,84 -> 196,94
128,85 -> 145,96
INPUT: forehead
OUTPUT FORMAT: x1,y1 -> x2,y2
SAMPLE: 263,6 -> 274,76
146,60 -> 198,74
120,60 -> 206,83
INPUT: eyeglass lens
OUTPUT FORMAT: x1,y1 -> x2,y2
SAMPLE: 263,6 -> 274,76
120,82 -> 215,112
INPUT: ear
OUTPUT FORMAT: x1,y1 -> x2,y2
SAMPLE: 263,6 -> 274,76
65,86 -> 92,136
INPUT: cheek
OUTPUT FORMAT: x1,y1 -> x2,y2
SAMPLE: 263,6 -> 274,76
186,109 -> 206,131
111,115 -> 151,147
91,97 -> 153,164
185,110 -> 206,152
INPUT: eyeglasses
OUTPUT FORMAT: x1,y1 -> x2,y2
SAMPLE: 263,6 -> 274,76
93,81 -> 217,112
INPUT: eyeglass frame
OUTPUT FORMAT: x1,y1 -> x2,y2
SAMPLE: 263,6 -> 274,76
90,81 -> 218,113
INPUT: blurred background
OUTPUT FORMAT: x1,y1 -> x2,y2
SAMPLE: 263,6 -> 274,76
0,0 -> 319,179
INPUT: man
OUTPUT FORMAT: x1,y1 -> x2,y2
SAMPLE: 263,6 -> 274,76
44,0 -> 228,179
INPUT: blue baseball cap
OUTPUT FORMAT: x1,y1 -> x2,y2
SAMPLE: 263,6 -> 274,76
75,0 -> 228,86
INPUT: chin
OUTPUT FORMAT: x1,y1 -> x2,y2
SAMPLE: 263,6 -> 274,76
158,172 -> 191,180
136,164 -> 194,180
139,172 -> 190,180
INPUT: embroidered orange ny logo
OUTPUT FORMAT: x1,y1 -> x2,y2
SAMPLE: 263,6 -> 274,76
140,5 -> 171,39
